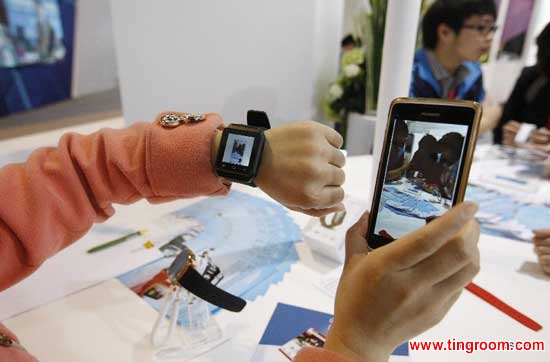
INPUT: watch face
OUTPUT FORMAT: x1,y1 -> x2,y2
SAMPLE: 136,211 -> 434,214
167,246 -> 195,281
216,126 -> 264,178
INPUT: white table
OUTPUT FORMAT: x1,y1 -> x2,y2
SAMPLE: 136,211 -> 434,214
1,121 -> 549,362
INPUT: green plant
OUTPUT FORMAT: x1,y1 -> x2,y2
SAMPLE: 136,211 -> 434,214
364,0 -> 388,113
324,0 -> 388,144
323,47 -> 366,144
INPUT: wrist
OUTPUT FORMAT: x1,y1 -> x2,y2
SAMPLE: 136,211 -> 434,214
325,323 -> 390,362
253,129 -> 272,189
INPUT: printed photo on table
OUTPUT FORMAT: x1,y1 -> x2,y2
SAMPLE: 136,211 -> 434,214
279,328 -> 327,361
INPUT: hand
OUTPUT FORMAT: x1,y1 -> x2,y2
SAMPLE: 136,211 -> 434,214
530,127 -> 550,145
527,142 -> 550,155
502,120 -> 521,146
533,229 -> 550,275
528,127 -> 550,154
255,121 -> 346,216
324,202 -> 480,362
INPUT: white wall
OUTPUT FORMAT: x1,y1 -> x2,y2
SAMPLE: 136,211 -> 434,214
342,0 -> 362,37
109,0 -> 343,126
484,0 -> 550,104
72,0 -> 118,97
312,0 -> 345,121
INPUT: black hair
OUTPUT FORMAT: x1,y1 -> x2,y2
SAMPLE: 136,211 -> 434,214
419,134 -> 438,149
422,0 -> 497,49
536,22 -> 550,76
394,119 -> 409,144
0,2 -> 7,24
439,132 -> 464,164
341,34 -> 361,48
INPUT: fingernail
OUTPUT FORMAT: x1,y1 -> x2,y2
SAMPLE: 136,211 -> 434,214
462,202 -> 478,218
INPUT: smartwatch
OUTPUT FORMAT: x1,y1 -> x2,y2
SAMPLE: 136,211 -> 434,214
168,246 -> 246,312
215,110 -> 271,186
215,124 -> 265,186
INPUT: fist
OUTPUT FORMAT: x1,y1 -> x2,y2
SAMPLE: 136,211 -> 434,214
255,121 -> 346,216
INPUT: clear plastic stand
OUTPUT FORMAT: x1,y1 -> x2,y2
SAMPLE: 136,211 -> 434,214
151,287 -> 228,361
151,250 -> 230,360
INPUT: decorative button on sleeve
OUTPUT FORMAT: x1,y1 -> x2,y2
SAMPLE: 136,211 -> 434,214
160,113 -> 206,127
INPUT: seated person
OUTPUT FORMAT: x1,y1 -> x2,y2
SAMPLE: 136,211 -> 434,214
438,132 -> 464,199
495,22 -> 550,145
411,0 -> 501,132
407,132 -> 463,199
502,122 -> 550,154
387,119 -> 410,181
410,0 -> 495,102
407,133 -> 442,184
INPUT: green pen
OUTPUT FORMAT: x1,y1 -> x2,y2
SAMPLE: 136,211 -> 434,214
86,229 -> 147,254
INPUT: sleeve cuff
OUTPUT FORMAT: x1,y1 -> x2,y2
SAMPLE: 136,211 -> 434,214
146,112 -> 230,199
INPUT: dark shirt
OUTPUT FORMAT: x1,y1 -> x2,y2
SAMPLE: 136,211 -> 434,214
493,66 -> 550,144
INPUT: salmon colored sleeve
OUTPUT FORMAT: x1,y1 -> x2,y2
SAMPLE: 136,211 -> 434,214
294,347 -> 353,362
0,112 -> 229,292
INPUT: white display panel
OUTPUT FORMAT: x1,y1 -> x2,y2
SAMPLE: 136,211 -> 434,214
110,0 -> 343,127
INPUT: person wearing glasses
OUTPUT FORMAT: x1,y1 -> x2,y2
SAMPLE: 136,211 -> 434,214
410,0 -> 500,132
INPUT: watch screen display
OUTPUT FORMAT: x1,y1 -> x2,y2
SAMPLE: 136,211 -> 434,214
222,133 -> 255,167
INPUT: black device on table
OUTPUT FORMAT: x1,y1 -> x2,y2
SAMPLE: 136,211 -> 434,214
366,98 -> 481,249
168,245 -> 246,312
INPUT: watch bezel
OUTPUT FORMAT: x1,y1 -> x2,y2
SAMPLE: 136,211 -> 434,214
168,246 -> 196,284
215,124 -> 265,182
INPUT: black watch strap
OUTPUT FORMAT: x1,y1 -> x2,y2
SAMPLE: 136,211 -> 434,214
247,110 -> 271,129
178,267 -> 246,312
245,110 -> 269,187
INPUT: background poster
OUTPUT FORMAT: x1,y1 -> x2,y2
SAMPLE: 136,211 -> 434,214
0,0 -> 74,117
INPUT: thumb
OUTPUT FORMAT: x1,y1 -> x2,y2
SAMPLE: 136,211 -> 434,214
344,211 -> 370,265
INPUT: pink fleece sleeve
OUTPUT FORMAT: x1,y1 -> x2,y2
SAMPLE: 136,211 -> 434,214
0,112 -> 229,292
294,347 -> 353,362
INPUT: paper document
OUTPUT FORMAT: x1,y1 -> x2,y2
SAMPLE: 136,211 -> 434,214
118,191 -> 302,320
0,223 -> 162,320
251,303 -> 409,361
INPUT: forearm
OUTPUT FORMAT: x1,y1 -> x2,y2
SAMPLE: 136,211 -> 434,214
0,113 -> 228,291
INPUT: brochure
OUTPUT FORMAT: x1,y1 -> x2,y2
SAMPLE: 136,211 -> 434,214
251,303 -> 409,361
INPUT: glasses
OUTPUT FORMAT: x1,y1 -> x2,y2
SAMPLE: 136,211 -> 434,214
462,24 -> 498,35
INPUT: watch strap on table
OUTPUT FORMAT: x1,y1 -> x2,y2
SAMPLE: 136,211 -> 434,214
178,267 -> 246,312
